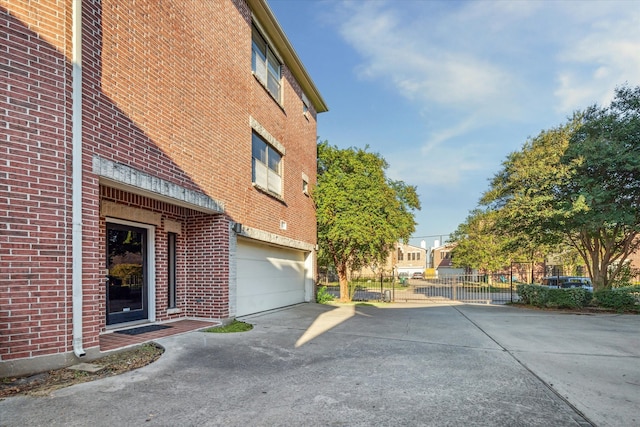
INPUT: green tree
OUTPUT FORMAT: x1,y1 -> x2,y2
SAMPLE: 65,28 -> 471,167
314,141 -> 420,302
481,118 -> 578,247
451,209 -> 510,274
451,208 -> 551,283
480,119 -> 578,282
482,85 -> 640,290
559,85 -> 640,289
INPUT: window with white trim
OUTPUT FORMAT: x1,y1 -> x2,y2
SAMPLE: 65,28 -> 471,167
252,23 -> 281,101
252,132 -> 282,196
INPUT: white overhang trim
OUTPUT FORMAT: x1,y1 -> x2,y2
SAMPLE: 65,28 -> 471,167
247,0 -> 328,114
233,222 -> 314,252
93,156 -> 224,214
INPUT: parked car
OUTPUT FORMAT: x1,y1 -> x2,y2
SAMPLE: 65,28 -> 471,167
541,276 -> 593,292
412,272 -> 424,280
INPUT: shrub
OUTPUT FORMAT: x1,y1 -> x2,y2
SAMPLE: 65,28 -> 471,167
593,288 -> 637,311
517,284 -> 591,308
609,263 -> 640,288
546,288 -> 592,309
316,286 -> 335,304
617,284 -> 640,303
517,284 -> 549,306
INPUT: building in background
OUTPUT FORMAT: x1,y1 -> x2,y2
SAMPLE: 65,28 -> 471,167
428,242 -> 466,277
353,243 -> 427,278
395,243 -> 428,277
0,0 -> 327,376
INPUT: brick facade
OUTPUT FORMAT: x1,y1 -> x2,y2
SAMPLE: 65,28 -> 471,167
1,0 -> 325,375
1,0 -> 75,364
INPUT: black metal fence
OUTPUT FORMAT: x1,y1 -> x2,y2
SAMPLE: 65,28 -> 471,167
319,274 -> 518,304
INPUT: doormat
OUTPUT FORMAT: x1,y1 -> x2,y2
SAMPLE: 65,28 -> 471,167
115,324 -> 172,336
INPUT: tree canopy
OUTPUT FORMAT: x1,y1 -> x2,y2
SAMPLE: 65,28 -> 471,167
475,85 -> 640,290
314,141 -> 420,301
559,85 -> 640,288
450,209 -> 509,274
450,207 -> 554,280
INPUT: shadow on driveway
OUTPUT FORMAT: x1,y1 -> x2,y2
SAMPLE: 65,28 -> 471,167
3,302 -> 637,426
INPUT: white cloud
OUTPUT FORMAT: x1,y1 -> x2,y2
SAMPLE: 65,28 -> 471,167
387,139 -> 489,188
554,10 -> 640,112
420,117 -> 476,156
333,0 -> 640,117
326,0 -> 640,233
333,4 -> 640,137
336,1 -> 521,119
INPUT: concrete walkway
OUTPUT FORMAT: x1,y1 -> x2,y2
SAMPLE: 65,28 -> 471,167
1,303 -> 638,426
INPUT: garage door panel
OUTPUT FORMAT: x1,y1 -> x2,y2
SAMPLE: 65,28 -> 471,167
237,240 -> 306,316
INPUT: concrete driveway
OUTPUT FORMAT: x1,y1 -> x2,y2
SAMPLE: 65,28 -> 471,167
1,303 -> 638,426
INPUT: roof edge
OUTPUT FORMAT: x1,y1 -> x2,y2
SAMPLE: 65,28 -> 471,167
247,0 -> 328,113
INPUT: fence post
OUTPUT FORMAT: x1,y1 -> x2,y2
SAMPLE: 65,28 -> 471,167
510,262 -> 513,303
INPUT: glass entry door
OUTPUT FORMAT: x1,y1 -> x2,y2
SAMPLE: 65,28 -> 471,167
106,223 -> 148,325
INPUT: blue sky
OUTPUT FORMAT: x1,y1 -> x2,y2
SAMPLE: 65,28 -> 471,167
267,0 -> 640,248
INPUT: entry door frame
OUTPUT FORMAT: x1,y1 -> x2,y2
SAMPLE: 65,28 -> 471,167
106,217 -> 156,325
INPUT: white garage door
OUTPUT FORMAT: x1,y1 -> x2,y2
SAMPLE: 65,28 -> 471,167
236,240 -> 306,316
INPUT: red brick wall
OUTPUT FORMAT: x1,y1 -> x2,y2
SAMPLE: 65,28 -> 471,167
0,1 -> 74,361
84,0 -> 317,245
185,213 -> 231,319
82,0 -> 317,320
2,0 -> 319,364
99,188 -> 231,322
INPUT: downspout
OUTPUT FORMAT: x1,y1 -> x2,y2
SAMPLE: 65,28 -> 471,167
72,0 -> 85,358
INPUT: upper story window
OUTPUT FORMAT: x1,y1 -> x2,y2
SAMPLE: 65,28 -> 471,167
252,23 -> 282,102
302,172 -> 309,196
302,93 -> 310,118
252,132 -> 282,196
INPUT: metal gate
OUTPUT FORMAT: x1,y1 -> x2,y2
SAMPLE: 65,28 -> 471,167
322,274 -> 517,304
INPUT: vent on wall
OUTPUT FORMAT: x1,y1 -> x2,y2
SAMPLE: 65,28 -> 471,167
280,220 -> 287,230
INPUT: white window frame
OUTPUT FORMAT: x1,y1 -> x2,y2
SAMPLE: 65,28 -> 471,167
252,132 -> 283,197
252,23 -> 282,102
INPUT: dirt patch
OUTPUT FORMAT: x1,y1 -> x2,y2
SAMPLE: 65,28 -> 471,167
0,343 -> 163,398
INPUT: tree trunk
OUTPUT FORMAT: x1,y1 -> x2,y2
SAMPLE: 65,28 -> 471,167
337,262 -> 351,302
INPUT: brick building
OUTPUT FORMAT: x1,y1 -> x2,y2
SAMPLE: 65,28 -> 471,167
352,243 -> 427,278
0,0 -> 327,375
429,242 -> 465,276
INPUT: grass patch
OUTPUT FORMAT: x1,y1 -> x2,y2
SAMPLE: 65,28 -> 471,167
316,286 -> 335,304
204,320 -> 253,333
